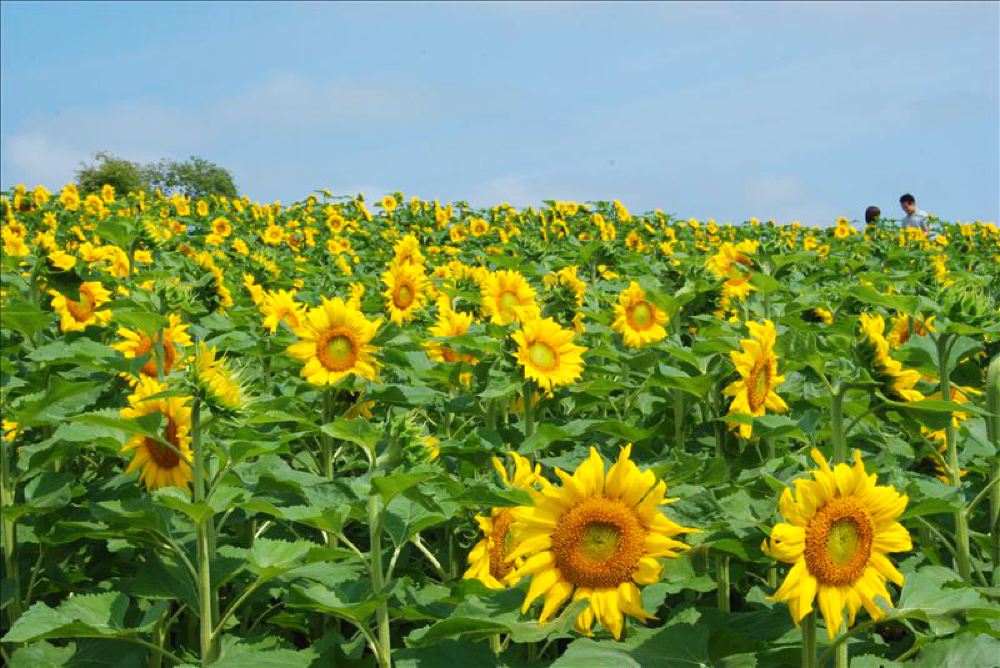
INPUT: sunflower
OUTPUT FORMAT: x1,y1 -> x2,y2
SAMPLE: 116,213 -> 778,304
382,263 -> 429,324
262,224 -> 285,246
426,300 -> 476,365
465,452 -> 544,589
802,307 -> 834,326
513,317 -> 586,391
121,377 -> 193,490
391,234 -> 425,269
48,281 -> 113,333
856,314 -> 924,402
765,449 -> 911,638
469,218 -> 490,237
612,282 -> 668,349
195,343 -> 245,412
287,297 -> 381,386
506,445 -> 696,639
724,320 -> 787,438
706,240 -> 757,280
260,289 -> 305,333
480,270 -> 540,325
112,313 -> 192,378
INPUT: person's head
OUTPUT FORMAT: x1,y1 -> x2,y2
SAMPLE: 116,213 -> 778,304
899,193 -> 917,215
865,205 -> 881,224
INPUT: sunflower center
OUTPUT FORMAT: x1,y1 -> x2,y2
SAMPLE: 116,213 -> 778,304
498,291 -> 520,317
528,342 -> 558,370
746,354 -> 772,412
628,301 -> 654,330
316,328 -> 359,372
66,293 -> 95,322
395,283 -> 415,309
551,497 -> 646,589
144,417 -> 181,469
804,496 -> 873,586
488,509 -> 514,581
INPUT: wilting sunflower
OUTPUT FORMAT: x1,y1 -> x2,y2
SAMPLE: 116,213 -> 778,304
465,452 -> 544,589
724,320 -> 787,438
287,297 -> 381,386
856,314 -> 924,402
382,263 -> 429,324
121,377 -> 193,490
113,313 -> 192,378
48,281 -> 114,333
480,269 -> 540,325
260,289 -> 305,333
513,317 -> 587,391
506,445 -> 696,639
612,282 -> 668,348
765,449 -> 911,638
195,343 -> 246,412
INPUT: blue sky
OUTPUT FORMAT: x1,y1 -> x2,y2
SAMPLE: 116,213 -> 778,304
1,1 -> 997,224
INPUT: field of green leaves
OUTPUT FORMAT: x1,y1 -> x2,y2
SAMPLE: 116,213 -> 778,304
1,184 -> 998,667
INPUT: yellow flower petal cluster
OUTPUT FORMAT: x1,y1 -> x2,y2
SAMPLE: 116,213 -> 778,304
287,297 -> 381,386
513,317 -> 586,391
506,445 -> 696,638
724,320 -> 787,438
765,449 -> 911,638
611,282 -> 668,349
121,377 -> 193,490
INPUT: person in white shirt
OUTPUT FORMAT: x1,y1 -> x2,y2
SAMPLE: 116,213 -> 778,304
899,193 -> 929,232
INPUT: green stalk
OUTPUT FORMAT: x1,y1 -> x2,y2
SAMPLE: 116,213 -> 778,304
369,495 -> 391,667
937,334 -> 972,581
192,399 -> 217,665
716,554 -> 731,612
985,355 -> 1000,571
1,436 -> 22,627
830,386 -> 846,464
672,389 -> 685,452
522,381 -> 535,439
801,612 -> 818,668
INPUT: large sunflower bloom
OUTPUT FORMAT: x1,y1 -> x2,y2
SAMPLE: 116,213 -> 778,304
765,449 -> 911,638
513,317 -> 586,391
480,270 -> 540,325
464,452 -> 543,589
287,297 -> 381,386
121,377 -> 193,490
112,313 -> 192,378
611,282 -> 668,349
382,263 -> 429,324
48,281 -> 113,333
724,320 -> 787,438
506,445 -> 696,639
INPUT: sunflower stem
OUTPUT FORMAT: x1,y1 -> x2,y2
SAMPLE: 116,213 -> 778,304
522,381 -> 535,440
830,386 -> 846,464
489,633 -> 502,656
937,334 -> 972,581
835,636 -> 849,668
802,612 -> 818,668
715,554 -> 731,612
192,399 -> 218,665
369,495 -> 392,667
985,354 -> 1000,571
672,390 -> 685,451
1,433 -> 22,628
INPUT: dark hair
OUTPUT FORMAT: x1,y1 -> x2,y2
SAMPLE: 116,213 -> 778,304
899,193 -> 915,205
865,206 -> 881,224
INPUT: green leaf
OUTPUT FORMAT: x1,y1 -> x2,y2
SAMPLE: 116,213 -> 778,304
320,416 -> 380,458
552,622 -> 711,667
2,593 -> 130,643
914,633 -> 1000,667
1,299 -> 52,338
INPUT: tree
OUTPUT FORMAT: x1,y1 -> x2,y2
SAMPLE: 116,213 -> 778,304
75,152 -> 149,195
145,156 -> 238,199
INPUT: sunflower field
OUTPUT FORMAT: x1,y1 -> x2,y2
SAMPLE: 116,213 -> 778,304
1,184 -> 999,667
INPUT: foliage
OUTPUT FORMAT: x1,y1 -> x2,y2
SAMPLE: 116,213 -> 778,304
0,185 -> 998,667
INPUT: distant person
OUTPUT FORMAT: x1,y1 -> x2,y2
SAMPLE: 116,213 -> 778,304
864,205 -> 881,225
899,193 -> 929,233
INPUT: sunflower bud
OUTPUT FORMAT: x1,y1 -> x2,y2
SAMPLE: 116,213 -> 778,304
941,282 -> 995,329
